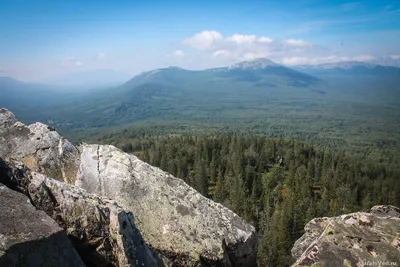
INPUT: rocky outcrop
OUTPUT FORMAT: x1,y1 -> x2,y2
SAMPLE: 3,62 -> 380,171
0,108 -> 79,184
292,206 -> 400,267
1,158 -> 161,267
0,181 -> 84,267
0,108 -> 258,266
77,144 -> 258,267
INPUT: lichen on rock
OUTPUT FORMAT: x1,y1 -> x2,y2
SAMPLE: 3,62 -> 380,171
292,206 -> 400,267
0,108 -> 80,184
1,108 -> 258,266
77,144 -> 258,267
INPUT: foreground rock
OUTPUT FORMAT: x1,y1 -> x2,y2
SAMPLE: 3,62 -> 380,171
0,109 -> 258,266
77,144 -> 258,267
292,206 -> 400,267
1,158 -> 161,267
0,108 -> 79,184
0,181 -> 84,267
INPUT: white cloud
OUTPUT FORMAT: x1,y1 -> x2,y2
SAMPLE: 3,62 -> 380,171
213,50 -> 230,57
281,57 -> 313,65
283,39 -> 311,47
227,34 -> 257,44
352,55 -> 375,61
257,37 -> 274,43
174,50 -> 185,57
182,30 -> 223,50
75,61 -> 83,66
183,30 -> 322,63
182,30 -> 392,67
242,52 -> 271,60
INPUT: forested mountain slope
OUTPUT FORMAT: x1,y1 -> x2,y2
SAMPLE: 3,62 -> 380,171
3,59 -> 400,165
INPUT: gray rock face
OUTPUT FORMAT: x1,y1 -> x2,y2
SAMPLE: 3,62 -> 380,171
292,206 -> 400,267
0,108 -> 80,184
1,158 -> 161,267
0,182 -> 85,267
77,144 -> 258,267
0,109 -> 258,266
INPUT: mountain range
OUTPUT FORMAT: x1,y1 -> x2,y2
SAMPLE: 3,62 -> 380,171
123,58 -> 320,91
294,61 -> 400,76
1,59 -> 399,136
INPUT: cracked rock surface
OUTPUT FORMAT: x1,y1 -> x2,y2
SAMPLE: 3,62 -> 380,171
77,144 -> 258,267
0,108 -> 259,266
0,108 -> 79,184
0,158 -> 162,267
291,206 -> 400,267
0,181 -> 85,267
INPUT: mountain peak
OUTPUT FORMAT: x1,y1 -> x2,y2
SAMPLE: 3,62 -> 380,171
229,58 -> 280,70
166,66 -> 184,69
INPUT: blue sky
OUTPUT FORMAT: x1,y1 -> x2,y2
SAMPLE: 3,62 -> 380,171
1,0 -> 400,81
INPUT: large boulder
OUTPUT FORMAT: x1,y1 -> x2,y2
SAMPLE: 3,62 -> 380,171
0,181 -> 85,267
0,109 -> 258,266
1,158 -> 161,267
77,144 -> 258,267
292,206 -> 400,267
0,108 -> 79,184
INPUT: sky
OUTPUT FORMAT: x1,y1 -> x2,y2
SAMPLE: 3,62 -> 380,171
0,0 -> 400,81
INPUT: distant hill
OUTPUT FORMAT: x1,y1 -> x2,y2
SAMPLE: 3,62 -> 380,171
2,59 -> 400,166
293,61 -> 400,76
0,76 -> 96,124
0,77 -> 58,105
41,69 -> 131,89
124,58 -> 320,90
3,59 -> 400,141
41,58 -> 326,129
292,61 -> 400,104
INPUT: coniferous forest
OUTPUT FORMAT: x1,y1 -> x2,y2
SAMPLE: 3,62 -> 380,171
85,132 -> 400,266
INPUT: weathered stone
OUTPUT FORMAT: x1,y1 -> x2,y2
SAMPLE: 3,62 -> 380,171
77,144 -> 258,267
0,182 -> 85,267
0,108 -> 80,184
292,206 -> 400,267
1,109 -> 258,266
1,158 -> 161,267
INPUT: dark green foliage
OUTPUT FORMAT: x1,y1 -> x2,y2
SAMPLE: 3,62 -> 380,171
92,133 -> 399,266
